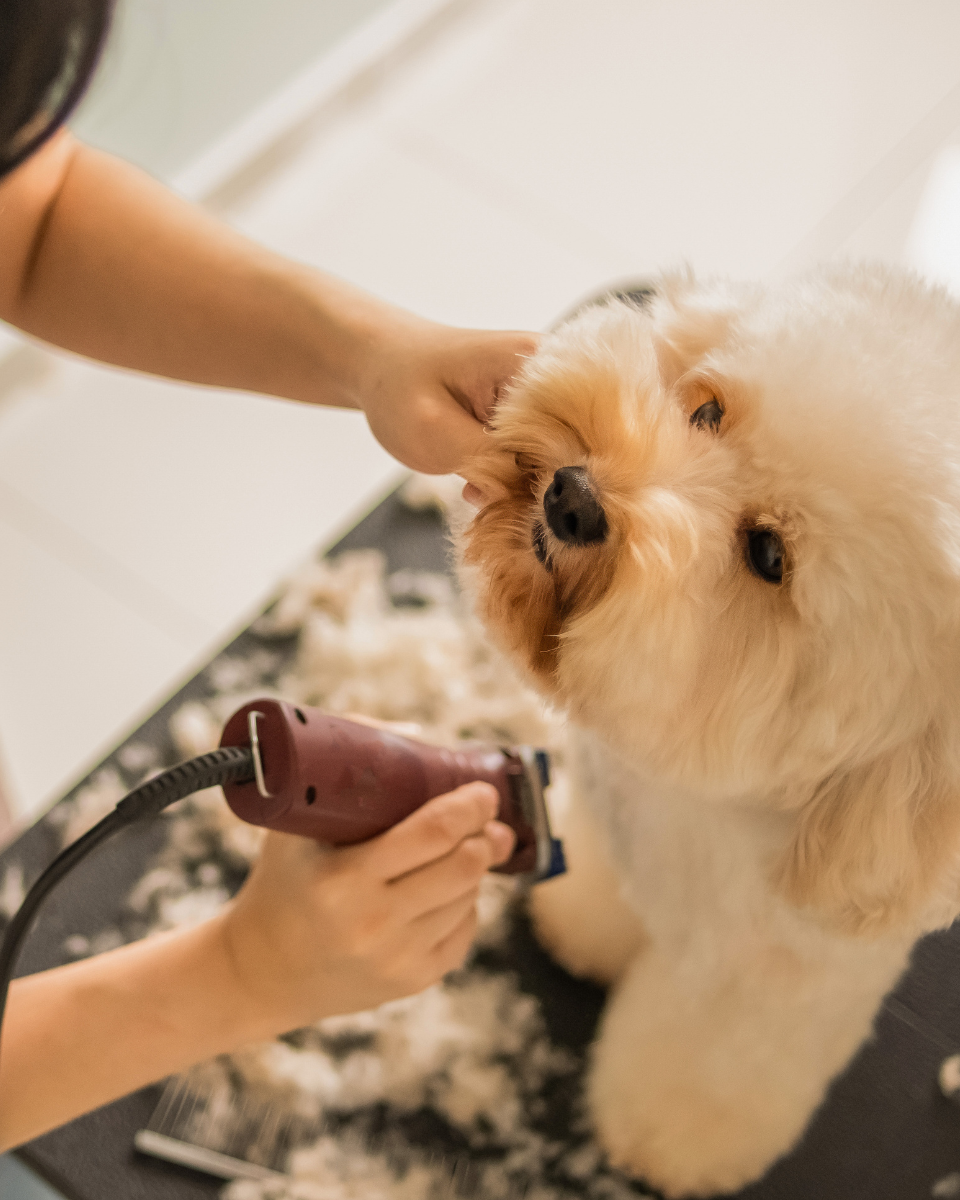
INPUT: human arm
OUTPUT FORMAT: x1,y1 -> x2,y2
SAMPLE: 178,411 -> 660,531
0,781 -> 513,1151
0,132 -> 536,473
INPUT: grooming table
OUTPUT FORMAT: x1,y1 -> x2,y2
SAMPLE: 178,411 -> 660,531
4,487 -> 960,1200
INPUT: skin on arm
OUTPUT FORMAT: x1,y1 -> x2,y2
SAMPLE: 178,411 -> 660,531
0,132 -> 537,474
0,782 -> 514,1152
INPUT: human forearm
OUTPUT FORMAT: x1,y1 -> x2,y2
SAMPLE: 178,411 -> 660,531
0,914 -> 269,1151
0,133 -> 403,409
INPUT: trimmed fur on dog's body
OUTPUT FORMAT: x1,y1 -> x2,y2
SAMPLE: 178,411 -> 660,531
459,264 -> 960,1196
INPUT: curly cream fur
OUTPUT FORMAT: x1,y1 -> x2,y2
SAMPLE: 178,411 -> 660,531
460,264 -> 960,1195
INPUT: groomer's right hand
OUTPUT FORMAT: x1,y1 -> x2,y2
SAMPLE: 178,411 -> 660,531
218,783 -> 515,1034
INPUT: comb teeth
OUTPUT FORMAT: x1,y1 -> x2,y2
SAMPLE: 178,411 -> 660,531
134,1073 -> 518,1197
136,1074 -> 315,1180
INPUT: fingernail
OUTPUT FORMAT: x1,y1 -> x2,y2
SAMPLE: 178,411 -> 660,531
461,482 -> 485,507
485,820 -> 516,862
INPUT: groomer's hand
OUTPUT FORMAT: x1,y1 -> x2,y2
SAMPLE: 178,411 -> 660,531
0,784 -> 513,1152
219,783 -> 515,1031
355,314 -> 538,475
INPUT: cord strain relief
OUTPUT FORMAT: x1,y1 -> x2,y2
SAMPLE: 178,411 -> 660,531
115,746 -> 254,820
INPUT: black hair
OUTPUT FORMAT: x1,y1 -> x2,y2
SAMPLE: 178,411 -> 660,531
0,0 -> 114,180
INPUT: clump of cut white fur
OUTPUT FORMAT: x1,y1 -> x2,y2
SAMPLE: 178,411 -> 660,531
208,974 -> 588,1200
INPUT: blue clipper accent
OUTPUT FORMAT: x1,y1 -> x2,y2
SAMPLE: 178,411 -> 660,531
540,837 -> 567,881
534,749 -> 551,788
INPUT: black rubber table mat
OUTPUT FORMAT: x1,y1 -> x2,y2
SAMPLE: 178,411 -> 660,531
5,487 -> 960,1200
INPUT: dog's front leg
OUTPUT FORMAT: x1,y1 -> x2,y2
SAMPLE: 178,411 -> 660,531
529,784 -> 646,985
587,930 -> 911,1198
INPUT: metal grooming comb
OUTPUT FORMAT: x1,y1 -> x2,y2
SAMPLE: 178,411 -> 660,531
135,1074 -> 487,1195
135,1074 -> 311,1182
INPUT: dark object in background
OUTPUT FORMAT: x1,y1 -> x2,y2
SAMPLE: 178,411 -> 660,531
0,0 -> 114,180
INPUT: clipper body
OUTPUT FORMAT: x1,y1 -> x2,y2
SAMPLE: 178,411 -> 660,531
220,699 -> 564,880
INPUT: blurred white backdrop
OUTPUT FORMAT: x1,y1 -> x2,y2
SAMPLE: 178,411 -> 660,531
73,0 -> 397,180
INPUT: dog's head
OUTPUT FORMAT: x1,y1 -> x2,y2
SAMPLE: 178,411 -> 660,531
462,265 -> 960,933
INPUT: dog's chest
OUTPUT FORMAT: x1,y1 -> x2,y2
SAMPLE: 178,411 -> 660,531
568,727 -> 793,945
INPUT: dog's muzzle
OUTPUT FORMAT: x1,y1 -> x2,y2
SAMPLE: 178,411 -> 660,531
543,466 -> 608,545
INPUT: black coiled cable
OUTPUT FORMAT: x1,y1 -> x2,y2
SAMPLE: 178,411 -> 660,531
0,746 -> 255,1082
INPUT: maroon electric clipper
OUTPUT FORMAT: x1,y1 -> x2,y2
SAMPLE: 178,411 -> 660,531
219,698 -> 565,880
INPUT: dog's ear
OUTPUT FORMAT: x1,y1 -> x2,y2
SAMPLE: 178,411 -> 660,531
777,728 -> 960,935
649,275 -> 739,390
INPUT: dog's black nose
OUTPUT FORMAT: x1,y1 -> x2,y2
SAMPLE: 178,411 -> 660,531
543,466 -> 608,545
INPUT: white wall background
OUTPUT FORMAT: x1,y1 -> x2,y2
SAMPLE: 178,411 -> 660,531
72,0 -> 396,180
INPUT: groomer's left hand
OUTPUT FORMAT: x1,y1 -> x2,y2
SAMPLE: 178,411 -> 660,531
354,315 -> 538,475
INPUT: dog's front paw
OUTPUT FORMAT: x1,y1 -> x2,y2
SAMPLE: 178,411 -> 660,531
592,1080 -> 788,1198
586,949 -> 839,1198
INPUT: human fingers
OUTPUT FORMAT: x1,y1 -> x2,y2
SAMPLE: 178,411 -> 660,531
387,386 -> 489,476
444,330 -> 539,425
387,821 -> 515,920
375,900 -> 481,998
462,481 -> 487,507
344,782 -> 501,882
421,391 -> 490,475
428,904 -> 481,977
407,887 -> 480,950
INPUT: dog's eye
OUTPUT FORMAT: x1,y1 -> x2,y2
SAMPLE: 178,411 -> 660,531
690,398 -> 723,432
746,529 -> 784,584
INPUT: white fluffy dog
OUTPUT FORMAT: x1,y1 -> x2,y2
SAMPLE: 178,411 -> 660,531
460,264 -> 960,1197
